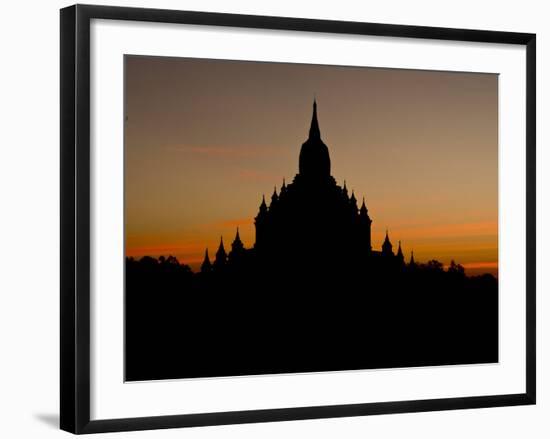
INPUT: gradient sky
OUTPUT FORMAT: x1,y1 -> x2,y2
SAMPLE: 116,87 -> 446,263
125,56 -> 498,276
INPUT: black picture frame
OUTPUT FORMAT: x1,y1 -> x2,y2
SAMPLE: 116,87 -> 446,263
60,4 -> 536,434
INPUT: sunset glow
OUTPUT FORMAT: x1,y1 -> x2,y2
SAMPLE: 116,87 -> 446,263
125,56 -> 498,276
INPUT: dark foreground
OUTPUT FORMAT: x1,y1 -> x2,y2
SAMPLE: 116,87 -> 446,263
126,256 -> 497,381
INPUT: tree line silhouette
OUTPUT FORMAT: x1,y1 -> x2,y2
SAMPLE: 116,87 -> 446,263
126,250 -> 497,381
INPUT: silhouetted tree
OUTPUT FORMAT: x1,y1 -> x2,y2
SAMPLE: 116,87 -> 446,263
448,260 -> 465,276
424,259 -> 444,272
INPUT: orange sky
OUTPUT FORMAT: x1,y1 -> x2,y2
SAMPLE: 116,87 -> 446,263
125,56 -> 498,276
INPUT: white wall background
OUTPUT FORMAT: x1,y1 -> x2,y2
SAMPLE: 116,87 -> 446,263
0,0 -> 547,437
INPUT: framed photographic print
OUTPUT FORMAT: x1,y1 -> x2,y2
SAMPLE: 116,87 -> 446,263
60,4 -> 536,434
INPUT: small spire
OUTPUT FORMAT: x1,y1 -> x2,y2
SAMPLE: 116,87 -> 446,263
396,241 -> 405,264
360,197 -> 369,216
231,227 -> 244,253
200,248 -> 212,272
271,186 -> 279,203
350,190 -> 357,204
256,195 -> 268,220
280,178 -> 287,195
410,250 -> 416,265
382,229 -> 393,255
384,230 -> 391,246
214,236 -> 227,267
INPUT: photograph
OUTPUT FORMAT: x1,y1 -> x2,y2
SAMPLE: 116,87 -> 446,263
124,56 -> 499,382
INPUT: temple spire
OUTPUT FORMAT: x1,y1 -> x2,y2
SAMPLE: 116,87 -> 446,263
360,197 -> 370,217
309,99 -> 321,139
200,248 -> 212,273
350,190 -> 358,213
396,241 -> 405,265
342,180 -> 349,199
271,186 -> 279,204
214,236 -> 227,268
231,227 -> 245,257
299,99 -> 331,178
259,195 -> 267,212
256,195 -> 268,222
382,229 -> 393,256
217,237 -> 226,254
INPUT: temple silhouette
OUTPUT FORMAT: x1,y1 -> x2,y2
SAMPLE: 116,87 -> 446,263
125,100 -> 498,382
202,100 -> 408,276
